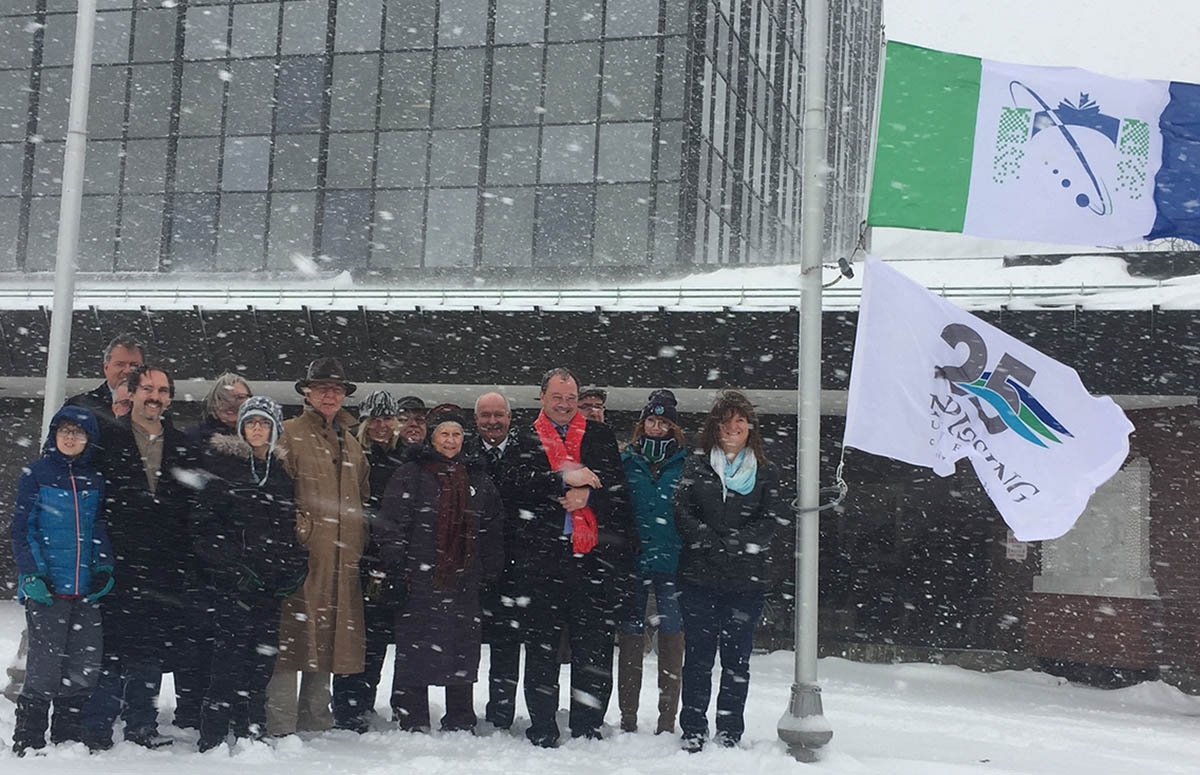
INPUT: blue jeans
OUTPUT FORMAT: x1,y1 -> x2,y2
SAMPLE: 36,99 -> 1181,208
619,572 -> 682,635
677,583 -> 765,742
81,654 -> 163,743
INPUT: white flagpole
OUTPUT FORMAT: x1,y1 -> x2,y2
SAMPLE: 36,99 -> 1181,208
778,0 -> 834,761
41,0 -> 97,439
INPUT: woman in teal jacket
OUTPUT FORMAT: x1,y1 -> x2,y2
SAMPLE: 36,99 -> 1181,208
616,390 -> 688,735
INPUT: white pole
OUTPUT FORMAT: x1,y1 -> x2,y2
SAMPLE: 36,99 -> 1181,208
778,0 -> 833,761
41,0 -> 97,439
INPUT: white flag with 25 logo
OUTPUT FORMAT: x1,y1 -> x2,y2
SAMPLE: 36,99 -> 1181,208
843,258 -> 1134,541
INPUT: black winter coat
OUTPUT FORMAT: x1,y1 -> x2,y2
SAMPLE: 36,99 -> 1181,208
673,451 -> 786,589
497,419 -> 639,619
192,434 -> 307,597
360,440 -> 408,602
96,416 -> 204,667
376,447 -> 505,685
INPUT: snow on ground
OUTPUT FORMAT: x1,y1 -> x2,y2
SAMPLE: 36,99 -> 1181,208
2,601 -> 1199,774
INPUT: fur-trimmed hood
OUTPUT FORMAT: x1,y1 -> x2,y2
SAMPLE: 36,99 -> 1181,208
207,431 -> 288,462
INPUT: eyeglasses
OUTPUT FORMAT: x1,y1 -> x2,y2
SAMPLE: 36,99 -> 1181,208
242,418 -> 273,429
56,427 -> 88,440
308,384 -> 347,396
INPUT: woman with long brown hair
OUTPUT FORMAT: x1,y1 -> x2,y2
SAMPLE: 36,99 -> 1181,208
674,390 -> 785,752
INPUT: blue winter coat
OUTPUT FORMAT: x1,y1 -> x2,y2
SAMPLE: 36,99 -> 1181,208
621,444 -> 687,576
10,405 -> 111,599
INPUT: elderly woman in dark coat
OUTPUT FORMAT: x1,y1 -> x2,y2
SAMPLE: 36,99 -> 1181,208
376,404 -> 504,733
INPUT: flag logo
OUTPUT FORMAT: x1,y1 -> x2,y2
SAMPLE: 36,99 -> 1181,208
954,371 -> 1073,448
991,84 -> 1151,220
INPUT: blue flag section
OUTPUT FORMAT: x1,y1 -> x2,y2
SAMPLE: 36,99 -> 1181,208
1149,81 -> 1200,243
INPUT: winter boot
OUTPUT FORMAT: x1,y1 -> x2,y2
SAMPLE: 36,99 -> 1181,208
655,632 -> 684,735
12,695 -> 51,756
49,694 -> 86,744
617,633 -> 645,733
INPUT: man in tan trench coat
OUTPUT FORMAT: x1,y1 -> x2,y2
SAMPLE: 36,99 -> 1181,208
265,357 -> 370,735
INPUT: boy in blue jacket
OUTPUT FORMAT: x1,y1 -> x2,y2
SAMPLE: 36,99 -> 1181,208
9,405 -> 114,756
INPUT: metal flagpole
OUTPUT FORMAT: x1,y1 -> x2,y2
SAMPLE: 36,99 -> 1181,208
40,0 -> 98,439
777,0 -> 834,761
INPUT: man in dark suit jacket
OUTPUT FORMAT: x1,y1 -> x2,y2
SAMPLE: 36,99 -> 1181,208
66,333 -> 144,427
466,391 -> 522,730
80,365 -> 202,751
497,370 -> 638,747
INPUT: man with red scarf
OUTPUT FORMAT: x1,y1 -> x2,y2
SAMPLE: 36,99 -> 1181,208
498,368 -> 638,747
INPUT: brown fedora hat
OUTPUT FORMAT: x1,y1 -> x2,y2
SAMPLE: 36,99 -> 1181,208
294,357 -> 357,396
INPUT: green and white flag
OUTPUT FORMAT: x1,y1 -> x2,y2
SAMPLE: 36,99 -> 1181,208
866,41 -> 1200,246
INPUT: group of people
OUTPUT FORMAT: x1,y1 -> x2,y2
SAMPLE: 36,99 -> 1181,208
8,333 -> 788,756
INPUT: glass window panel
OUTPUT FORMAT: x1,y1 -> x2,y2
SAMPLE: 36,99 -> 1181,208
28,195 -> 117,271
267,191 -> 316,269
495,0 -> 546,44
85,66 -> 130,141
25,197 -> 60,271
41,13 -> 77,67
320,189 -> 372,265
271,133 -> 320,190
222,135 -> 271,191
93,11 -> 132,65
380,52 -> 432,129
34,68 -> 71,142
543,43 -> 600,124
657,120 -> 682,181
132,8 -> 178,62
539,124 -> 595,184
602,39 -> 656,121
0,143 -> 23,197
226,58 -> 276,135
486,126 -> 539,185
371,189 -> 425,268
4,2 -> 37,16
169,193 -> 218,272
231,2 -> 278,58
184,4 -> 230,60
604,0 -> 659,38
665,0 -> 688,35
281,0 -> 327,56
534,184 -> 592,265
436,0 -> 488,48
179,62 -> 226,137
429,128 -> 481,187
123,138 -> 168,193
116,194 -> 163,270
0,198 -> 18,270
78,195 -> 119,271
432,48 -> 484,128
84,140 -> 122,195
375,130 -> 428,188
174,137 -> 221,192
548,0 -> 602,42
661,36 -> 686,119
384,0 -> 435,49
597,122 -> 651,182
593,182 -> 648,264
325,131 -> 375,188
489,46 -> 543,126
0,16 -> 35,69
335,0 -> 382,52
215,192 -> 267,271
424,188 -> 476,267
33,141 -> 63,196
127,64 -> 174,138
330,54 -> 380,131
0,72 -> 28,143
276,56 -> 325,134
481,187 -> 534,266
653,181 -> 679,263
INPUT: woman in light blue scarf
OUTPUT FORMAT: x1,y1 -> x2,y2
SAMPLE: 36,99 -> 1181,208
673,390 -> 786,753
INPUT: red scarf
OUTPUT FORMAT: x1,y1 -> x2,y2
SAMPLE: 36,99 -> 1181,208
533,411 -> 599,554
423,457 -> 475,590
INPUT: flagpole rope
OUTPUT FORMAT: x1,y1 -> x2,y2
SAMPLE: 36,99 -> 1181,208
791,449 -> 849,515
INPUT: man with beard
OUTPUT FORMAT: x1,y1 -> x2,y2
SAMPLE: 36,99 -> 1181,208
498,369 -> 638,747
81,365 -> 202,750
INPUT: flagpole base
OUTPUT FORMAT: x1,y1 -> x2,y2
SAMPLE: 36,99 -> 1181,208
777,682 -> 832,762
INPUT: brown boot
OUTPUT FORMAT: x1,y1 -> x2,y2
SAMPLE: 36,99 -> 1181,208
617,633 -> 645,732
655,632 -> 684,735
